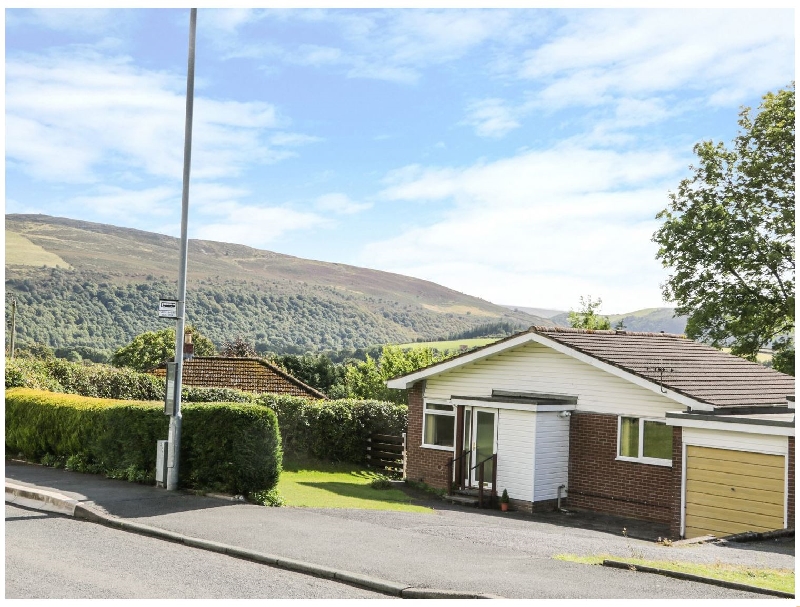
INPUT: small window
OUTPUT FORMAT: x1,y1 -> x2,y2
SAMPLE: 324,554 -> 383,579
617,417 -> 672,465
423,402 -> 455,449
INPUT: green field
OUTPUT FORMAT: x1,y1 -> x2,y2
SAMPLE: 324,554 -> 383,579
395,338 -> 499,352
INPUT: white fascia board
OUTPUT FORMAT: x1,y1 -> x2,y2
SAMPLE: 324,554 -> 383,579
386,330 -> 713,411
385,332 -> 538,389
449,398 -> 576,413
666,415 -> 795,436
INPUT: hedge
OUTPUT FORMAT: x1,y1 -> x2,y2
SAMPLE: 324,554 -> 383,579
5,388 -> 282,495
5,359 -> 409,465
255,394 -> 407,463
5,359 -> 257,404
5,357 -> 164,400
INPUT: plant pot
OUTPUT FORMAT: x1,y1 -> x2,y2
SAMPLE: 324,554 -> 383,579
500,503 -> 508,512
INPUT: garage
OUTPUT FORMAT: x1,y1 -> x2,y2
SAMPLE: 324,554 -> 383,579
684,445 -> 785,538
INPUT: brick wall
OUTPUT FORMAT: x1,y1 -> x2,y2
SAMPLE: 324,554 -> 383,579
788,436 -> 795,529
405,381 -> 452,489
567,412 -> 674,525
670,426 -> 683,538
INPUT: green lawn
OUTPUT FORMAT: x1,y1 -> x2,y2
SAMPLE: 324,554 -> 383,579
277,455 -> 432,513
554,554 -> 794,594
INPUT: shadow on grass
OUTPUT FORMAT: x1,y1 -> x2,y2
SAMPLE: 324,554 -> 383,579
294,481 -> 413,504
281,454 -> 396,480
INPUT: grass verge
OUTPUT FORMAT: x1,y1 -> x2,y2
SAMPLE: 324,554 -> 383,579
277,454 -> 432,513
553,553 -> 794,594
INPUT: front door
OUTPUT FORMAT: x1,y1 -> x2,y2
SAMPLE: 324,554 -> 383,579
467,408 -> 497,488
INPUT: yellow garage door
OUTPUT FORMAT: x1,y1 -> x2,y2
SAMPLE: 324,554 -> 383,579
685,446 -> 785,539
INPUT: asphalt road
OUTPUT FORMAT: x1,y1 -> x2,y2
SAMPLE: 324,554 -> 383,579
4,505 -> 389,600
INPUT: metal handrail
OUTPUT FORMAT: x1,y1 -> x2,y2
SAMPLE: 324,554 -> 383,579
472,453 -> 498,508
446,448 -> 472,495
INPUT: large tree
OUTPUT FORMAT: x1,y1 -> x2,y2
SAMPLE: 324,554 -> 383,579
653,85 -> 795,375
111,326 -> 215,371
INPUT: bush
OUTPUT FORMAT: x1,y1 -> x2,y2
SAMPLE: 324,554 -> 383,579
5,388 -> 282,495
181,386 -> 255,404
5,358 -> 164,400
255,394 -> 407,463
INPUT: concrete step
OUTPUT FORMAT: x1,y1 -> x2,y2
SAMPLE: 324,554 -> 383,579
443,494 -> 479,507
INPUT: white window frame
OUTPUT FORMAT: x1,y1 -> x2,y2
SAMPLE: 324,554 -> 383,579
422,401 -> 456,451
616,416 -> 672,467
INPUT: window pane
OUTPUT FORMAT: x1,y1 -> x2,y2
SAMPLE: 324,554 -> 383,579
643,421 -> 672,460
425,413 -> 455,447
619,417 -> 639,457
426,403 -> 453,411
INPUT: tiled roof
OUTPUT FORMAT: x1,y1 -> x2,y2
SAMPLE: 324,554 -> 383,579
151,357 -> 325,399
388,326 -> 794,409
533,327 -> 794,408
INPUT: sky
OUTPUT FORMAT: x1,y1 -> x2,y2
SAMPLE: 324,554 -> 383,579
4,7 -> 795,313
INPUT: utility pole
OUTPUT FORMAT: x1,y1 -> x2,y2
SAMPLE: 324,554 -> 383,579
167,7 -> 197,491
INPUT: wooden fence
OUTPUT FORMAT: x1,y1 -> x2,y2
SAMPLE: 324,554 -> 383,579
366,433 -> 406,478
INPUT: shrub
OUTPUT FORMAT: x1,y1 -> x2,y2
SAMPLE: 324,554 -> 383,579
4,358 -> 164,400
370,477 -> 393,490
182,386 -> 255,404
252,488 -> 286,507
255,394 -> 407,463
5,388 -> 282,495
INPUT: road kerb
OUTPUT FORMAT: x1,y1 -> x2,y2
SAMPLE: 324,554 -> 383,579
5,482 -> 78,515
6,481 -> 498,599
601,559 -> 793,599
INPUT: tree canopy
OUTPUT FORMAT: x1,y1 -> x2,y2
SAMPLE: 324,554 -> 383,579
653,84 -> 795,375
111,326 -> 215,371
568,296 -> 611,330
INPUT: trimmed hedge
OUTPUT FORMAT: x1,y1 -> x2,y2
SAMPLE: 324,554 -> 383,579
5,359 -> 408,466
255,394 -> 407,463
5,388 -> 282,495
5,357 -> 164,400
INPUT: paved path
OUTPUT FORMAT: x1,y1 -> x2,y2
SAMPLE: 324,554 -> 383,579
5,460 -> 793,600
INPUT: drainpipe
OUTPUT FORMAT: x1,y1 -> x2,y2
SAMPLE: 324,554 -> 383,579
557,484 -> 568,512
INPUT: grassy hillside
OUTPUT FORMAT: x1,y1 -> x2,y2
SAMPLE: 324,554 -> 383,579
550,307 -> 688,334
5,214 -> 551,356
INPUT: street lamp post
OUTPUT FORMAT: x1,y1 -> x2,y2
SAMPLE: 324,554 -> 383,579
167,7 -> 197,491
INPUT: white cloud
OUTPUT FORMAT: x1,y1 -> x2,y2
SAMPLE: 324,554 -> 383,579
520,10 -> 794,109
7,9 -> 130,34
193,204 -> 329,248
64,186 -> 179,224
201,9 -> 544,85
462,99 -> 521,138
315,193 -> 372,215
5,50 -> 310,184
364,146 -> 687,309
380,146 -> 684,207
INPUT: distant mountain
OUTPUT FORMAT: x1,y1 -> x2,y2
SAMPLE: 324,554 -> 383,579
549,307 -> 688,334
503,305 -> 565,319
5,214 -> 552,357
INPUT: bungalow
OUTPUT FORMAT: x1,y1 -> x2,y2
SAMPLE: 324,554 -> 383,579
151,356 -> 326,400
386,327 -> 794,539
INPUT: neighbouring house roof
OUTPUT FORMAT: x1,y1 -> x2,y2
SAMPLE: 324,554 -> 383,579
151,356 -> 326,399
386,327 -> 794,410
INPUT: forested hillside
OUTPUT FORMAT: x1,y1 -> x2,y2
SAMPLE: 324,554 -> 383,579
6,214 -> 549,357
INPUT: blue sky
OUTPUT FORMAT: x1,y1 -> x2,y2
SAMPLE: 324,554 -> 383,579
4,7 -> 795,312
